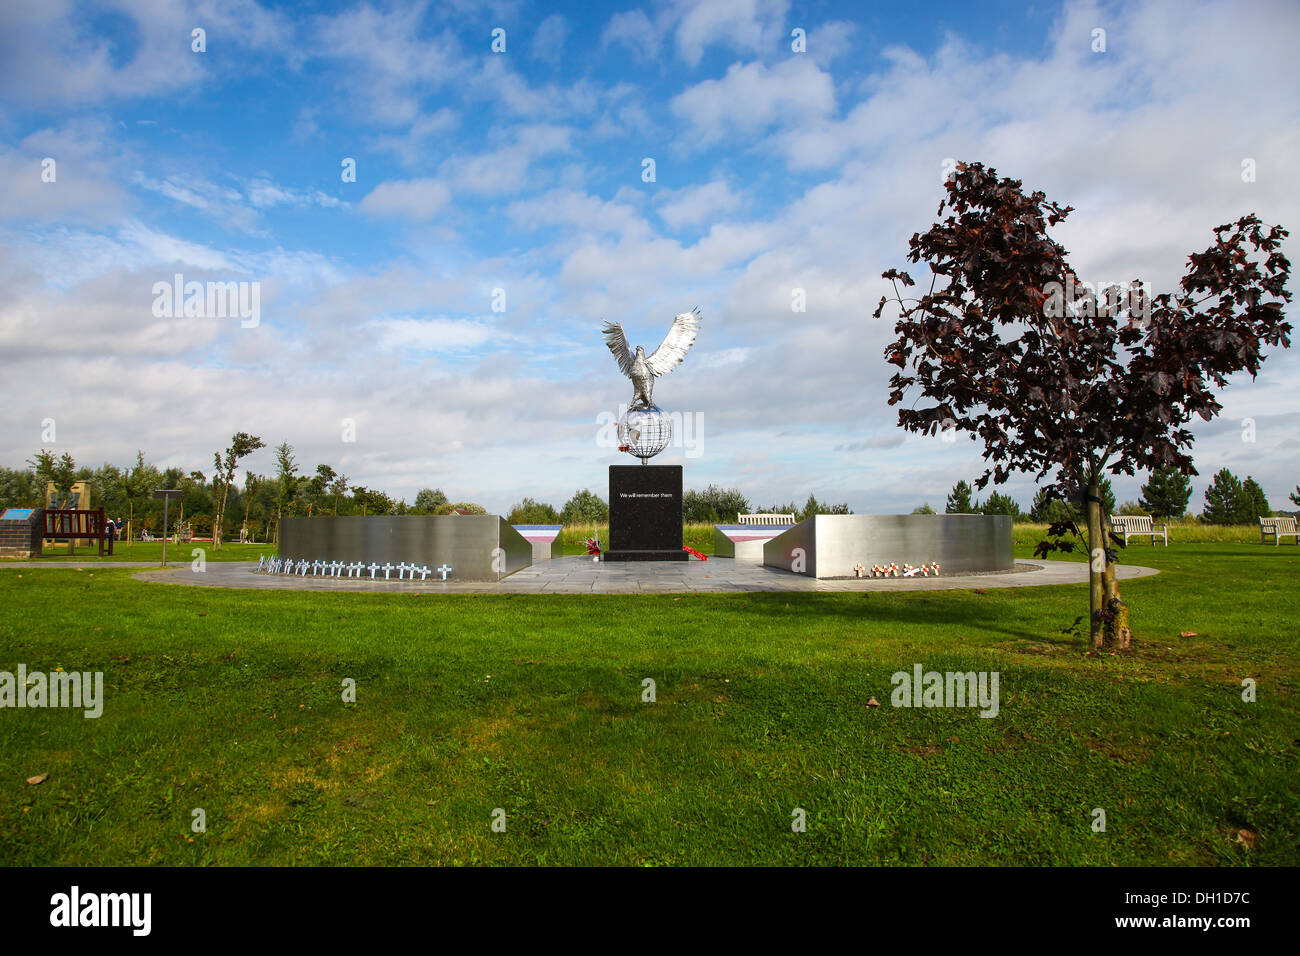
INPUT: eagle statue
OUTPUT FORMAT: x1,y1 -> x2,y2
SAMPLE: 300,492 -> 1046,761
601,308 -> 702,409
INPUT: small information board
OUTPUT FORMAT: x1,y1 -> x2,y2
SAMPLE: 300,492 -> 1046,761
1,508 -> 35,521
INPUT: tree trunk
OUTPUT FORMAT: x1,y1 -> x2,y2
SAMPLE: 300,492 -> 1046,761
1103,558 -> 1131,651
213,485 -> 225,551
1085,483 -> 1105,652
210,480 -> 222,551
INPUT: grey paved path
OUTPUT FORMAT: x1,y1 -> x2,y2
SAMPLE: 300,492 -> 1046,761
100,556 -> 1159,594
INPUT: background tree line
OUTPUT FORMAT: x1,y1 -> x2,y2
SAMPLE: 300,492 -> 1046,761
1,443 -> 493,543
5,446 -> 1290,540
926,465 -> 1292,524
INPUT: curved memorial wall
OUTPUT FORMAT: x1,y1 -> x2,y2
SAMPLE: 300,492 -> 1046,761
762,514 -> 1013,578
279,515 -> 532,582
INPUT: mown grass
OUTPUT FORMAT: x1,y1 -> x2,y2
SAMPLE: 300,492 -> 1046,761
1012,521 -> 1275,547
558,522 -> 716,555
0,542 -> 1295,866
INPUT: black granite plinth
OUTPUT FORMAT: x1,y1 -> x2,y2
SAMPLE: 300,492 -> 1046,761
605,464 -> 686,562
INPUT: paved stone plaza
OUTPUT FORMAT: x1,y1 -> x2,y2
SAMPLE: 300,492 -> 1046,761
3,556 -> 1158,593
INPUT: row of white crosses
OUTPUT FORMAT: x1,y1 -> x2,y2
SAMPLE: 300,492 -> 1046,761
853,562 -> 941,578
255,556 -> 453,580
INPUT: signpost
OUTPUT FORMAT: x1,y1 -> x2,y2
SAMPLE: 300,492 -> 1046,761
152,489 -> 182,567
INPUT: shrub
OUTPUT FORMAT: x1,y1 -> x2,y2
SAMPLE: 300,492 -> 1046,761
560,489 -> 609,525
508,498 -> 560,524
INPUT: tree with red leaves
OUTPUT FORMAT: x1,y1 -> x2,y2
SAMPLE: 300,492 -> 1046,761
875,162 -> 1291,651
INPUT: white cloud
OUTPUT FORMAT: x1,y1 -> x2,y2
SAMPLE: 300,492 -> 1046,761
673,0 -> 790,68
600,0 -> 791,69
656,180 -> 744,229
531,13 -> 568,64
369,316 -> 502,352
129,171 -> 342,234
0,0 -> 296,108
0,1 -> 203,106
671,58 -> 836,144
0,118 -> 132,224
506,189 -> 648,238
440,125 -> 573,196
370,109 -> 460,166
359,179 -> 453,221
311,3 -> 463,126
693,346 -> 750,369
600,10 -> 661,61
804,20 -> 857,62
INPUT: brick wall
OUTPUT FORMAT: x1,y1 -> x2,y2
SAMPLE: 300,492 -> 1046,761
0,508 -> 45,558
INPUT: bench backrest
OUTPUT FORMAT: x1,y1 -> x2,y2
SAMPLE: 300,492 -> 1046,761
739,513 -> 796,526
1268,516 -> 1298,533
1113,515 -> 1154,532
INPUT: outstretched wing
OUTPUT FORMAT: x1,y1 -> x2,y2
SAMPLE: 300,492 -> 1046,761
601,320 -> 634,376
646,308 -> 702,377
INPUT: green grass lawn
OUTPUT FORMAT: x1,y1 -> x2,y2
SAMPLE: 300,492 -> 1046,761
0,541 -> 1295,866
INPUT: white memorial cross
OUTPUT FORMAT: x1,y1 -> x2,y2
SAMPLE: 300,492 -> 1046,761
437,564 -> 452,581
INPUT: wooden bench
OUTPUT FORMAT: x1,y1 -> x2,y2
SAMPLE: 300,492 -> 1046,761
1260,516 -> 1299,545
1111,514 -> 1168,546
738,513 -> 796,526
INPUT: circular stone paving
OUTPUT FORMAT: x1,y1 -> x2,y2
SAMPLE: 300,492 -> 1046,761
93,556 -> 1162,594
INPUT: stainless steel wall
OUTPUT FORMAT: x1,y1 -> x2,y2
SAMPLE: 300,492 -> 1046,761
280,515 -> 532,581
713,528 -> 736,559
526,539 -> 552,562
512,526 -> 563,563
762,514 -> 1013,578
713,527 -> 787,562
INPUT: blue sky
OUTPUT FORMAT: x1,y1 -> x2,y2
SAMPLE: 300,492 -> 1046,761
1,0 -> 1297,514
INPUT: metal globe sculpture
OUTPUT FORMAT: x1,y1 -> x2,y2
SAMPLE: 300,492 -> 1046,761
618,404 -> 672,460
